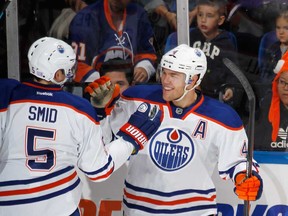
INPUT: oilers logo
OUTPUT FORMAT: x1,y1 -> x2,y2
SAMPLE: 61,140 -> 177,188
57,45 -> 65,54
149,128 -> 194,171
195,48 -> 202,57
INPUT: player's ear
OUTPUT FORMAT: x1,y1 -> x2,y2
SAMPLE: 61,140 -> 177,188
54,69 -> 66,83
187,74 -> 198,90
218,15 -> 225,26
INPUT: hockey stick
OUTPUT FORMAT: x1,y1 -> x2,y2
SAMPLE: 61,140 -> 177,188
222,58 -> 255,216
0,0 -> 11,20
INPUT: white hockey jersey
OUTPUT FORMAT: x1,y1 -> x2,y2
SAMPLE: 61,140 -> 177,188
0,79 -> 131,216
103,84 -> 259,216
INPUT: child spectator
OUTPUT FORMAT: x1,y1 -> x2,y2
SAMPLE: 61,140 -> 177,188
259,8 -> 288,84
255,51 -> 288,151
189,0 -> 240,107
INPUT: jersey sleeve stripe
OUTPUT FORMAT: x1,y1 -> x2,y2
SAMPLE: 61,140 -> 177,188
81,155 -> 113,175
88,166 -> 114,181
80,155 -> 114,181
73,62 -> 97,83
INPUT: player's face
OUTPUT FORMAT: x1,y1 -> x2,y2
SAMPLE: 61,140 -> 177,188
276,17 -> 288,46
161,68 -> 186,102
277,71 -> 288,108
197,5 -> 224,39
104,71 -> 130,94
109,0 -> 131,12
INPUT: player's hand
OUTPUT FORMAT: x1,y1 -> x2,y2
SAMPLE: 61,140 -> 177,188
222,88 -> 233,101
132,67 -> 148,84
84,76 -> 120,115
165,11 -> 177,30
234,171 -> 263,201
117,103 -> 161,154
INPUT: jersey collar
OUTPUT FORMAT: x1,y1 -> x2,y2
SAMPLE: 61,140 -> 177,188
23,80 -> 62,91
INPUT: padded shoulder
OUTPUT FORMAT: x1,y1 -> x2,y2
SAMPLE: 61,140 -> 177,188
195,96 -> 243,129
122,84 -> 166,104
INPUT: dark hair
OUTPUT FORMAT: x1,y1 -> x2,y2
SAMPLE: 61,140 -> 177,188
277,8 -> 288,20
100,58 -> 134,84
196,0 -> 228,17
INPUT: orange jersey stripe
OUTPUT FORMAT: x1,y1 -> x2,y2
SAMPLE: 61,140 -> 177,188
74,62 -> 96,83
104,0 -> 127,35
124,189 -> 216,206
89,166 -> 114,181
23,82 -> 62,91
134,53 -> 157,63
0,108 -> 7,112
0,171 -> 77,196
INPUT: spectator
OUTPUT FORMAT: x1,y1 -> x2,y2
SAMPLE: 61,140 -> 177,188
99,58 -> 133,94
259,8 -> 288,84
0,37 -> 161,215
86,44 -> 263,215
189,0 -> 240,107
255,51 -> 288,151
48,0 -> 88,42
137,0 -> 197,30
69,0 -> 157,84
135,0 -> 197,56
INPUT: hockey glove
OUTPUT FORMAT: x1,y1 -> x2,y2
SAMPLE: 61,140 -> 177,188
84,76 -> 120,118
117,103 -> 161,154
234,170 -> 263,201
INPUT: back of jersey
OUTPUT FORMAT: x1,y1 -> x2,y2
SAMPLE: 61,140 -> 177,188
0,80 -> 99,215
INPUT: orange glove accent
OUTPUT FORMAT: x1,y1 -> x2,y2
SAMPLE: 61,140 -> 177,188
85,76 -> 120,116
234,171 -> 263,201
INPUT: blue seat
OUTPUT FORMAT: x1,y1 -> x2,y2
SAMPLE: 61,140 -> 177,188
164,31 -> 177,53
258,31 -> 278,72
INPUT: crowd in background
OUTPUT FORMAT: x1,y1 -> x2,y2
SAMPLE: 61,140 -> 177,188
1,0 -> 288,151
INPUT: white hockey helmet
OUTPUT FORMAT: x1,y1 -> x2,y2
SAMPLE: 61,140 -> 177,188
160,44 -> 207,88
28,37 -> 77,85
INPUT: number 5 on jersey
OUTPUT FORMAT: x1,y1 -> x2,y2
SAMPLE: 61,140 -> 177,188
25,127 -> 56,171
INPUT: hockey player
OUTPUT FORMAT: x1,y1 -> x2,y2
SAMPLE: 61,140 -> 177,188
0,37 -> 161,216
85,44 -> 263,215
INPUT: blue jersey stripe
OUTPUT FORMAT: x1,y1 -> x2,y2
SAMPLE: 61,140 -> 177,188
81,155 -> 113,175
123,199 -> 217,214
0,166 -> 74,187
125,181 -> 216,197
0,177 -> 81,206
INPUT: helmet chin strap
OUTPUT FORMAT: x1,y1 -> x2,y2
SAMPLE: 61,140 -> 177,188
174,84 -> 197,102
51,77 -> 68,86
